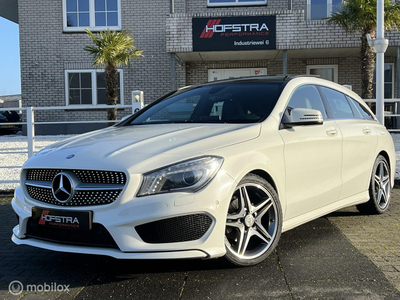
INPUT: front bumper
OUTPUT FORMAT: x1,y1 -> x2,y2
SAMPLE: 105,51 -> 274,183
11,170 -> 236,259
0,123 -> 22,133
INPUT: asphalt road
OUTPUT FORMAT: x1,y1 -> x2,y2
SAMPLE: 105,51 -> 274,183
0,194 -> 399,300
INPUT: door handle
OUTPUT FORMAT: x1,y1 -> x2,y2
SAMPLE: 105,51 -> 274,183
363,127 -> 371,135
326,128 -> 338,136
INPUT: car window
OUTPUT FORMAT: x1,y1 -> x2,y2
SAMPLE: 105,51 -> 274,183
286,85 -> 327,119
0,110 -> 19,121
346,96 -> 375,120
126,82 -> 285,125
145,95 -> 201,123
345,96 -> 363,119
321,87 -> 354,119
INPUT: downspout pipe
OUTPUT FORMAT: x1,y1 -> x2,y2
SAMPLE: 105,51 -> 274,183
170,0 -> 176,90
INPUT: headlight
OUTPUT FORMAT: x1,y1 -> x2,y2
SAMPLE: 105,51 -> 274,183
137,156 -> 224,196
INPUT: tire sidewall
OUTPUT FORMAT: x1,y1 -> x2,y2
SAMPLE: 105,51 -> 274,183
369,155 -> 390,213
224,174 -> 283,267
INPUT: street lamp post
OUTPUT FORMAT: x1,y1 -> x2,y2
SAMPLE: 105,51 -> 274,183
368,0 -> 389,125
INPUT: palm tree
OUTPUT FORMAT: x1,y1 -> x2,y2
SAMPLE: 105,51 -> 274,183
328,0 -> 400,100
84,29 -> 143,124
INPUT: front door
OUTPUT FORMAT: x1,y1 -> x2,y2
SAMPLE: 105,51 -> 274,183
279,85 -> 343,220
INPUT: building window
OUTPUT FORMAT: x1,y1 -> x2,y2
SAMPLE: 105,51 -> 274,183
208,0 -> 267,7
307,0 -> 342,20
373,63 -> 394,99
306,65 -> 338,82
63,0 -> 121,32
65,70 -> 123,106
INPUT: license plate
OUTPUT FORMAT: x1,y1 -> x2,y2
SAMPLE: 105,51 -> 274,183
31,207 -> 92,230
1,125 -> 13,128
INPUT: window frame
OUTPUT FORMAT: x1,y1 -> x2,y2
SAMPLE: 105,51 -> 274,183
62,0 -> 121,32
373,63 -> 395,99
319,86 -> 356,120
284,84 -> 329,120
65,69 -> 124,106
346,95 -> 375,121
208,68 -> 267,82
207,0 -> 267,7
306,65 -> 339,83
306,0 -> 342,20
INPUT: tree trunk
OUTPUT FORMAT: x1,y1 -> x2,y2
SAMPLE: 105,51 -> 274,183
105,63 -> 118,126
360,31 -> 376,106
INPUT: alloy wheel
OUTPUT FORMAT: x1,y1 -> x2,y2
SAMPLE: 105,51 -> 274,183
374,160 -> 390,210
225,183 -> 278,260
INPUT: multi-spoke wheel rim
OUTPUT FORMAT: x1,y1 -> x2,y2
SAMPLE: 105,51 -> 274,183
374,160 -> 390,210
225,183 -> 278,260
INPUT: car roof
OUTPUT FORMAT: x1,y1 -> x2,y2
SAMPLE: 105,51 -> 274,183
178,75 -> 319,91
205,75 -> 318,85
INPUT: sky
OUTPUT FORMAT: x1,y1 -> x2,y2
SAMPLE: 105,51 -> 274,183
0,17 -> 21,96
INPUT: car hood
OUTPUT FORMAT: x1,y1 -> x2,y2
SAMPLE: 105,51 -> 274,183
24,124 -> 261,172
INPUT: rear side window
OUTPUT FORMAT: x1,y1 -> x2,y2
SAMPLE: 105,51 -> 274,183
287,85 -> 327,119
321,87 -> 354,119
347,96 -> 375,120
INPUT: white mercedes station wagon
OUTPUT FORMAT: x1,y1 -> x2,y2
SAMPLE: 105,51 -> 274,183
12,76 -> 395,266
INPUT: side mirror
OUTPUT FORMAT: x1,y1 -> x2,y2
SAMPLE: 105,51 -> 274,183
282,108 -> 323,127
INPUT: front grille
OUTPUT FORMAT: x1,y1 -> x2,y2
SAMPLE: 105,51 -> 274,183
27,186 -> 122,206
26,219 -> 119,248
26,169 -> 62,181
26,169 -> 126,184
135,214 -> 213,244
25,169 -> 126,206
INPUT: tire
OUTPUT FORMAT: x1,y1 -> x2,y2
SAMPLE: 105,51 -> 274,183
357,155 -> 391,215
224,174 -> 282,267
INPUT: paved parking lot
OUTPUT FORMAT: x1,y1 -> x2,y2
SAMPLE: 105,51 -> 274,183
328,187 -> 400,291
0,191 -> 399,300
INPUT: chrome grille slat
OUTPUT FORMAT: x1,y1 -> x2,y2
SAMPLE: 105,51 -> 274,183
25,169 -> 126,206
25,180 -> 52,189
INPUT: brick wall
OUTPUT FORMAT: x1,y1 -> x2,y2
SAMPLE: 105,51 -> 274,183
185,0 -> 288,14
166,9 -> 400,53
19,0 -> 173,123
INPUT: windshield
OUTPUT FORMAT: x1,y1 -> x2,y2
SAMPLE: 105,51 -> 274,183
124,81 -> 285,125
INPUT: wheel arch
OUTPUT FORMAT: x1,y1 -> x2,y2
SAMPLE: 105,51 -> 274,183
248,169 -> 278,195
378,150 -> 391,171
377,150 -> 395,188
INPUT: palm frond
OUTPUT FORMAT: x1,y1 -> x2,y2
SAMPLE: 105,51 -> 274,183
84,29 -> 143,68
328,0 -> 400,33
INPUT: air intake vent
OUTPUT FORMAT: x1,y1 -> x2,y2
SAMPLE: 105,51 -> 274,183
26,220 -> 119,249
135,214 -> 212,244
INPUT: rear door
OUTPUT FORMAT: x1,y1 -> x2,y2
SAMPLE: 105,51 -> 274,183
320,87 -> 378,199
279,85 -> 343,220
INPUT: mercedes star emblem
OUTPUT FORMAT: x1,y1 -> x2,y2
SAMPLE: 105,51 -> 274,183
52,172 -> 75,203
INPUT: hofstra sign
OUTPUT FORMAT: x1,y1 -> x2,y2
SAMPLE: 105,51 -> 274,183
193,16 -> 276,51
